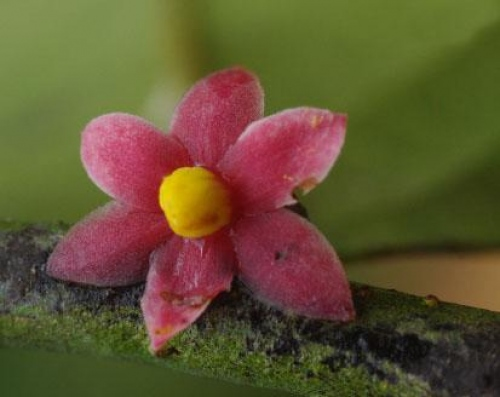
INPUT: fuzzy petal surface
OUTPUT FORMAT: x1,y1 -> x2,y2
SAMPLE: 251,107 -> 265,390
170,67 -> 264,167
232,209 -> 354,321
141,231 -> 236,353
47,201 -> 170,287
81,113 -> 191,211
219,108 -> 346,214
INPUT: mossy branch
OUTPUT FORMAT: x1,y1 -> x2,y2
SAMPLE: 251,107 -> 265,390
1,224 -> 499,396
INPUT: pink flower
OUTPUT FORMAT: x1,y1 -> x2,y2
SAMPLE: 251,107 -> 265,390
47,67 -> 355,354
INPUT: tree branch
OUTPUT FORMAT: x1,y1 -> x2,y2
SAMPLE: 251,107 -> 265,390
1,224 -> 499,396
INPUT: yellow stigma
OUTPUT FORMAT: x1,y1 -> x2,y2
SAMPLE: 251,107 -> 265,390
159,167 -> 232,238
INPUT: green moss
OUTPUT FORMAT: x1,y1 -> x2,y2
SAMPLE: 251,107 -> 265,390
1,301 -> 437,397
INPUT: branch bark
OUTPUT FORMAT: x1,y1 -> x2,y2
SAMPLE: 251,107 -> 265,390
1,224 -> 499,396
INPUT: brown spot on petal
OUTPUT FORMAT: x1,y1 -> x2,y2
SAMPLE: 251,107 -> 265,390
185,296 -> 209,309
154,325 -> 173,336
274,250 -> 288,261
310,114 -> 324,129
160,291 -> 208,308
160,291 -> 183,304
298,177 -> 318,193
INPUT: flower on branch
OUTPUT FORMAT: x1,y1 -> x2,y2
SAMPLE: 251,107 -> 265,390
47,67 -> 355,354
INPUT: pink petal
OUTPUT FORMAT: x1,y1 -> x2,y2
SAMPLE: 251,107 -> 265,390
170,67 -> 264,167
219,108 -> 346,214
232,209 -> 354,321
81,113 -> 191,211
47,201 -> 171,287
141,232 -> 236,353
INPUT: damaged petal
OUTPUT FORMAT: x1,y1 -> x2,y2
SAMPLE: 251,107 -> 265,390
140,233 -> 235,352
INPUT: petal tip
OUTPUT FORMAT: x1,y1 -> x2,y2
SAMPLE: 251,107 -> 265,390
147,326 -> 177,355
333,289 -> 357,322
210,65 -> 259,84
333,112 -> 348,136
204,66 -> 263,103
45,249 -> 63,280
337,299 -> 356,323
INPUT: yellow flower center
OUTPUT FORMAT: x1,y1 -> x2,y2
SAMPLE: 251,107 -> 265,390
159,167 -> 233,238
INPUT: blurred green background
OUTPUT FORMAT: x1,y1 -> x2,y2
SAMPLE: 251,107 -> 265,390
1,0 -> 499,395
